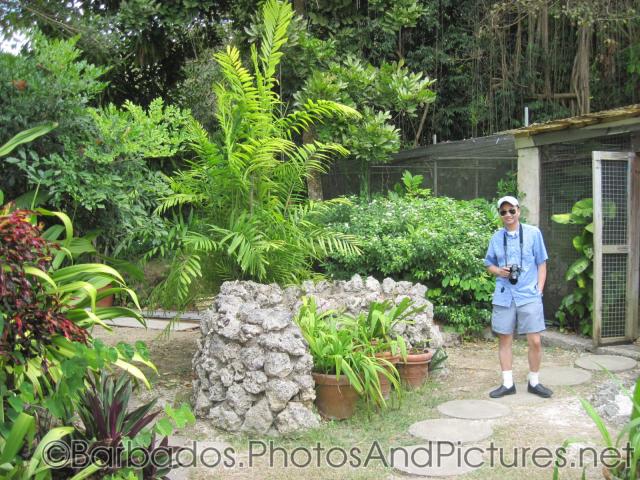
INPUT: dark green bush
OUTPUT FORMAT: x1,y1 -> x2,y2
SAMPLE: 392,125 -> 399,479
319,194 -> 499,336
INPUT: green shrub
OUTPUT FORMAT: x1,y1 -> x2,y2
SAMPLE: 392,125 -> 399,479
319,193 -> 498,335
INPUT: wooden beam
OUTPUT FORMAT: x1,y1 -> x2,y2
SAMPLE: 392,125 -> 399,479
514,123 -> 640,149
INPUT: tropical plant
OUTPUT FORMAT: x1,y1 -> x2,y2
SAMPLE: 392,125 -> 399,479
294,297 -> 399,408
152,0 -> 362,309
556,377 -> 640,480
344,298 -> 425,359
0,123 -> 57,158
552,198 -> 594,335
391,170 -> 431,199
0,411 -> 94,480
37,371 -> 194,479
297,57 -> 436,196
0,206 -> 156,432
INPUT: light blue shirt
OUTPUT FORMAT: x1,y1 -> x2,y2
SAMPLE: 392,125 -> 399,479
483,223 -> 548,307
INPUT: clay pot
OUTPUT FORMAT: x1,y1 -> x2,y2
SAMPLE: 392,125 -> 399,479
396,349 -> 434,390
602,466 -> 625,480
96,285 -> 114,307
312,372 -> 359,420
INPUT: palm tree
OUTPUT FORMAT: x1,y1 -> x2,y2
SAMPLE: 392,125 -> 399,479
153,0 -> 362,308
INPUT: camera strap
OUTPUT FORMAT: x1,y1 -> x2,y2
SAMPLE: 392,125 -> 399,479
503,223 -> 523,268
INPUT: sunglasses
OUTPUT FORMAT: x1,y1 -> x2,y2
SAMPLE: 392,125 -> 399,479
500,208 -> 517,216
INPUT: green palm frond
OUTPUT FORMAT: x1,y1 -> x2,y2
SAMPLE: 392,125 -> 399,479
150,252 -> 203,308
258,0 -> 293,84
278,99 -> 361,137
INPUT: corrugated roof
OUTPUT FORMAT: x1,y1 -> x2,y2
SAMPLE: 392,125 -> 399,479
393,134 -> 516,162
506,104 -> 640,138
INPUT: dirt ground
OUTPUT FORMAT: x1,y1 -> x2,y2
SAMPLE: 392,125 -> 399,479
92,326 -> 639,480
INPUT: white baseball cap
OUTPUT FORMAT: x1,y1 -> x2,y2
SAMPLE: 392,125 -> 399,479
497,196 -> 519,209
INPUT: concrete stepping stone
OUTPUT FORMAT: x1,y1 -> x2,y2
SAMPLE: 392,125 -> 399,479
408,418 -> 492,444
539,366 -> 592,386
166,436 -> 233,479
437,399 -> 510,419
392,443 -> 483,477
484,383 -> 546,405
575,354 -> 637,372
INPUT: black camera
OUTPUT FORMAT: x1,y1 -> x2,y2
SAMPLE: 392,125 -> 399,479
508,264 -> 521,285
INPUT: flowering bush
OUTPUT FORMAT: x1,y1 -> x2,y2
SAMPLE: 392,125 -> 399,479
319,194 -> 498,335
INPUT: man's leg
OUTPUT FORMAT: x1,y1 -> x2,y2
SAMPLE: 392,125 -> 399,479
523,328 -> 552,398
489,303 -> 517,398
489,333 -> 516,398
498,333 -> 514,372
526,332 -> 542,372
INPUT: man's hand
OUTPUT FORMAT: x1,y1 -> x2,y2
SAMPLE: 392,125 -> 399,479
488,265 -> 510,278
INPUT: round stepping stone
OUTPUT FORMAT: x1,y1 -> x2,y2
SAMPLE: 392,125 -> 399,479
408,418 -> 493,444
575,355 -> 637,372
437,399 -> 510,419
484,383 -> 546,405
539,366 -> 592,386
392,443 -> 483,477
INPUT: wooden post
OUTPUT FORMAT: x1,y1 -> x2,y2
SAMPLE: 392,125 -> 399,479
628,153 -> 640,340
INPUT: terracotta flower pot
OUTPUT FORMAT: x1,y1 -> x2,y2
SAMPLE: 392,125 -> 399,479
96,284 -> 114,307
602,466 -> 625,480
396,349 -> 434,390
312,372 -> 359,420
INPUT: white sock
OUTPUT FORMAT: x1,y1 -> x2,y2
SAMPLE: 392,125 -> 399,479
502,370 -> 513,388
528,371 -> 539,387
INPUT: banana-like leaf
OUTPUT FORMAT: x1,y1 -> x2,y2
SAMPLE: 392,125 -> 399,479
26,426 -> 74,476
565,258 -> 590,281
0,123 -> 57,157
0,412 -> 35,465
113,359 -> 151,389
34,208 -> 73,242
51,264 -> 125,285
23,266 -> 57,289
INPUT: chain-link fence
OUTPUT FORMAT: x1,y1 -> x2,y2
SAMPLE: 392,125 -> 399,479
539,133 -> 632,321
322,134 -> 517,200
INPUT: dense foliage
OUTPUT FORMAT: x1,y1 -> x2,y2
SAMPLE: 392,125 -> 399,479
0,130 -> 193,479
4,1 -> 638,144
319,191 -> 499,335
0,35 -> 193,256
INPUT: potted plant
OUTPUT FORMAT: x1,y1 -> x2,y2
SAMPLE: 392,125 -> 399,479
295,297 -> 397,419
345,298 -> 425,398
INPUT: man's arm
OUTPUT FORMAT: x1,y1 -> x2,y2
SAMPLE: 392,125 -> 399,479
537,261 -> 547,294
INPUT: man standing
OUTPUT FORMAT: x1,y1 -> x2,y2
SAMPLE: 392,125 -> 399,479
484,196 -> 553,398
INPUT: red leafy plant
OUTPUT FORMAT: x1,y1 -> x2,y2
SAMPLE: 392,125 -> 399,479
0,209 -> 87,364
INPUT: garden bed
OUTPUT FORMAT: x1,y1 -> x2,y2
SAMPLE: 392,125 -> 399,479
93,327 -> 634,480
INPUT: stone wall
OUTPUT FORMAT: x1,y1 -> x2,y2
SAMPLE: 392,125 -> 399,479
193,274 -> 441,435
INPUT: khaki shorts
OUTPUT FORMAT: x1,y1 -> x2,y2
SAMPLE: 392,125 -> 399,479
491,299 -> 545,335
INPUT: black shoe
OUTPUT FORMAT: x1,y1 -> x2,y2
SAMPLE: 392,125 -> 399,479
527,382 -> 553,398
489,384 -> 516,398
